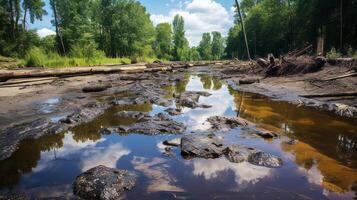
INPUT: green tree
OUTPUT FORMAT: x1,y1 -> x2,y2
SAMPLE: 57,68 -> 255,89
198,32 -> 212,60
189,47 -> 201,61
211,31 -> 224,60
154,23 -> 173,60
172,14 -> 189,61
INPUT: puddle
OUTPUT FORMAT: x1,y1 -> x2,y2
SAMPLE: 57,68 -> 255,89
0,73 -> 356,199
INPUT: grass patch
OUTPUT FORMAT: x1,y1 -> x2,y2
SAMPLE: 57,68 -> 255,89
21,48 -> 135,68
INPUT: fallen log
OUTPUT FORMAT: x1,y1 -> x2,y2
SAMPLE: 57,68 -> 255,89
292,45 -> 313,57
0,64 -> 164,82
321,72 -> 357,81
300,92 -> 357,98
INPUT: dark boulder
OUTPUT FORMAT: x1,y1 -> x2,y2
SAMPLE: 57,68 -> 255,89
82,85 -> 110,93
180,134 -> 225,159
248,151 -> 283,168
73,165 -> 136,200
100,113 -> 186,135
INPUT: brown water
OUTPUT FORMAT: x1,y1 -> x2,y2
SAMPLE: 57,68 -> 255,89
0,72 -> 356,199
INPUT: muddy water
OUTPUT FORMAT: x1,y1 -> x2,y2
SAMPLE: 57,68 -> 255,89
0,72 -> 357,199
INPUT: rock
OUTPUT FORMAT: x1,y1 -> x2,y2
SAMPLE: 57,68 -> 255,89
207,116 -> 251,132
254,128 -> 278,139
61,102 -> 109,124
163,138 -> 181,147
116,111 -> 149,120
73,165 -> 136,200
199,104 -> 212,108
165,108 -> 182,116
180,134 -> 225,159
100,113 -> 186,135
0,118 -> 65,160
82,85 -> 109,93
225,145 -> 256,163
175,91 -> 212,109
238,78 -> 259,85
285,139 -> 299,145
248,151 -> 283,168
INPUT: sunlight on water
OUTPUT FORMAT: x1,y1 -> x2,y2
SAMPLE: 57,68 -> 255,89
0,72 -> 356,199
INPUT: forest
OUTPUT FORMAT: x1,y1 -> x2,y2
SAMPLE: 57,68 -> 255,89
0,0 -> 357,67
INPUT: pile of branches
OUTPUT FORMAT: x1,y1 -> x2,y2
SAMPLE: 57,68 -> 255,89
257,45 -> 326,77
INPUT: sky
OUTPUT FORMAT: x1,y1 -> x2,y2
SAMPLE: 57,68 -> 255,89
32,0 -> 236,47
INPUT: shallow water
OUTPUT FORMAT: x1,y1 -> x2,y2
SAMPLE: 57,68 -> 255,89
0,72 -> 357,199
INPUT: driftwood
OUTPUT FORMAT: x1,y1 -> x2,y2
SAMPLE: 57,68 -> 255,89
291,45 -> 313,57
322,72 -> 357,81
300,92 -> 357,98
0,64 -> 182,82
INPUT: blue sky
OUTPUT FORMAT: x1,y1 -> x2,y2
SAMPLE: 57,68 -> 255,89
33,0 -> 236,46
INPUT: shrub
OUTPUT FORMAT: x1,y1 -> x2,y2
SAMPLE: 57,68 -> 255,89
326,47 -> 342,59
25,47 -> 46,67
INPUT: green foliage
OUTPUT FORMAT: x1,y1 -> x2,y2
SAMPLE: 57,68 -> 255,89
24,47 -> 46,67
326,47 -> 342,59
154,23 -> 173,60
211,32 -> 225,60
189,47 -> 201,61
198,33 -> 212,60
173,15 -> 190,61
226,0 -> 357,59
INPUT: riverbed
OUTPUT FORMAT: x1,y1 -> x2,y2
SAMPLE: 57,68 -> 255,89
0,69 -> 356,199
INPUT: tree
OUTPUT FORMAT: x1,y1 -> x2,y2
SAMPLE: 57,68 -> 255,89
189,47 -> 201,61
172,14 -> 189,61
198,32 -> 212,60
211,31 -> 224,60
22,0 -> 47,29
154,23 -> 173,60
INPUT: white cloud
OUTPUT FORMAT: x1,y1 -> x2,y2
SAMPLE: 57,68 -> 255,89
37,28 -> 56,38
192,157 -> 271,190
150,0 -> 234,46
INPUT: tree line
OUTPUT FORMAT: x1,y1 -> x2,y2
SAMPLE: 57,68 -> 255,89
226,0 -> 357,59
0,0 -> 225,66
1,0 -> 356,66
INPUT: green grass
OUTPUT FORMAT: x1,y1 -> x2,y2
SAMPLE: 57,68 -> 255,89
21,47 -> 137,68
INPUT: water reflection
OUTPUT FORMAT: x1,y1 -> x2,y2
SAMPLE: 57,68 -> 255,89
192,157 -> 271,191
0,72 -> 356,199
132,156 -> 184,193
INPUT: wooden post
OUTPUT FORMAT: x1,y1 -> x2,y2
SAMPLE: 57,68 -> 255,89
234,0 -> 251,60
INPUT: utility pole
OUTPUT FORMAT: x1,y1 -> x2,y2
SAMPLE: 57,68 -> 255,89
234,0 -> 251,60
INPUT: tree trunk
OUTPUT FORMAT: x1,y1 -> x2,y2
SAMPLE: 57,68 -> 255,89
9,0 -> 15,39
51,0 -> 66,55
234,0 -> 251,60
23,6 -> 27,30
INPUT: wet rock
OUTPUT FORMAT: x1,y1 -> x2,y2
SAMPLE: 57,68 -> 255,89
60,102 -> 109,124
248,151 -> 283,168
163,138 -> 181,147
100,113 -> 186,135
225,145 -> 256,163
180,134 -> 225,159
254,128 -> 278,139
165,108 -> 182,116
238,78 -> 260,85
82,85 -> 110,93
175,91 -> 212,109
199,104 -> 213,108
285,139 -> 299,145
73,165 -> 136,200
116,111 -> 149,120
207,116 -> 251,132
0,118 -> 66,160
